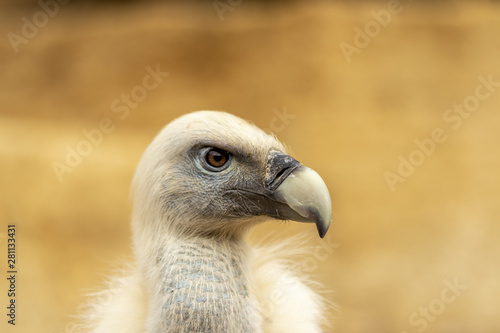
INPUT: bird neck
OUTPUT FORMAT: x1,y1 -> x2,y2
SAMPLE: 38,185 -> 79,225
143,235 -> 261,333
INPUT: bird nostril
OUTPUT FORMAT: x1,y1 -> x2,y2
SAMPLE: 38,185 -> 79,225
265,165 -> 299,191
265,151 -> 301,191
269,167 -> 292,188
275,167 -> 288,180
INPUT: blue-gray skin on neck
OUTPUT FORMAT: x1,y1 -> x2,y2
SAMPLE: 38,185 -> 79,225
155,238 -> 258,333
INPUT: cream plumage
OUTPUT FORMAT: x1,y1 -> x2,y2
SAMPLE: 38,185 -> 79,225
79,111 -> 333,333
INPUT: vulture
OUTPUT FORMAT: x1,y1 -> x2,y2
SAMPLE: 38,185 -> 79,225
80,111 -> 333,333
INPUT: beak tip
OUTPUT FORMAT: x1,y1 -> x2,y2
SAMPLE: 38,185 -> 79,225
316,217 -> 331,238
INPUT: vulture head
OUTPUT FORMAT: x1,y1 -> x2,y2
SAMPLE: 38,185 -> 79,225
132,111 -> 332,244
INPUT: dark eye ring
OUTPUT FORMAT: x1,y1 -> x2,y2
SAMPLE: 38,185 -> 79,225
202,148 -> 231,171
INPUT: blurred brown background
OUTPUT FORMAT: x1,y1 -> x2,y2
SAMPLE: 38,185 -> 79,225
1,0 -> 500,332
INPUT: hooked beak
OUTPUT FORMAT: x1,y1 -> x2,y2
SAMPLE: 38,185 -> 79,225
273,165 -> 332,238
229,150 -> 332,238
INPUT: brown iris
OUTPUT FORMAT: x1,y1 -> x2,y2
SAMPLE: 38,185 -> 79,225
205,148 -> 229,168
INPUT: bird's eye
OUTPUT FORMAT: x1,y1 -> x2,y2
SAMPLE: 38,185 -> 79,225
203,148 -> 231,171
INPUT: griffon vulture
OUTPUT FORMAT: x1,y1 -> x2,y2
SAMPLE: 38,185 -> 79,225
80,111 -> 333,333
